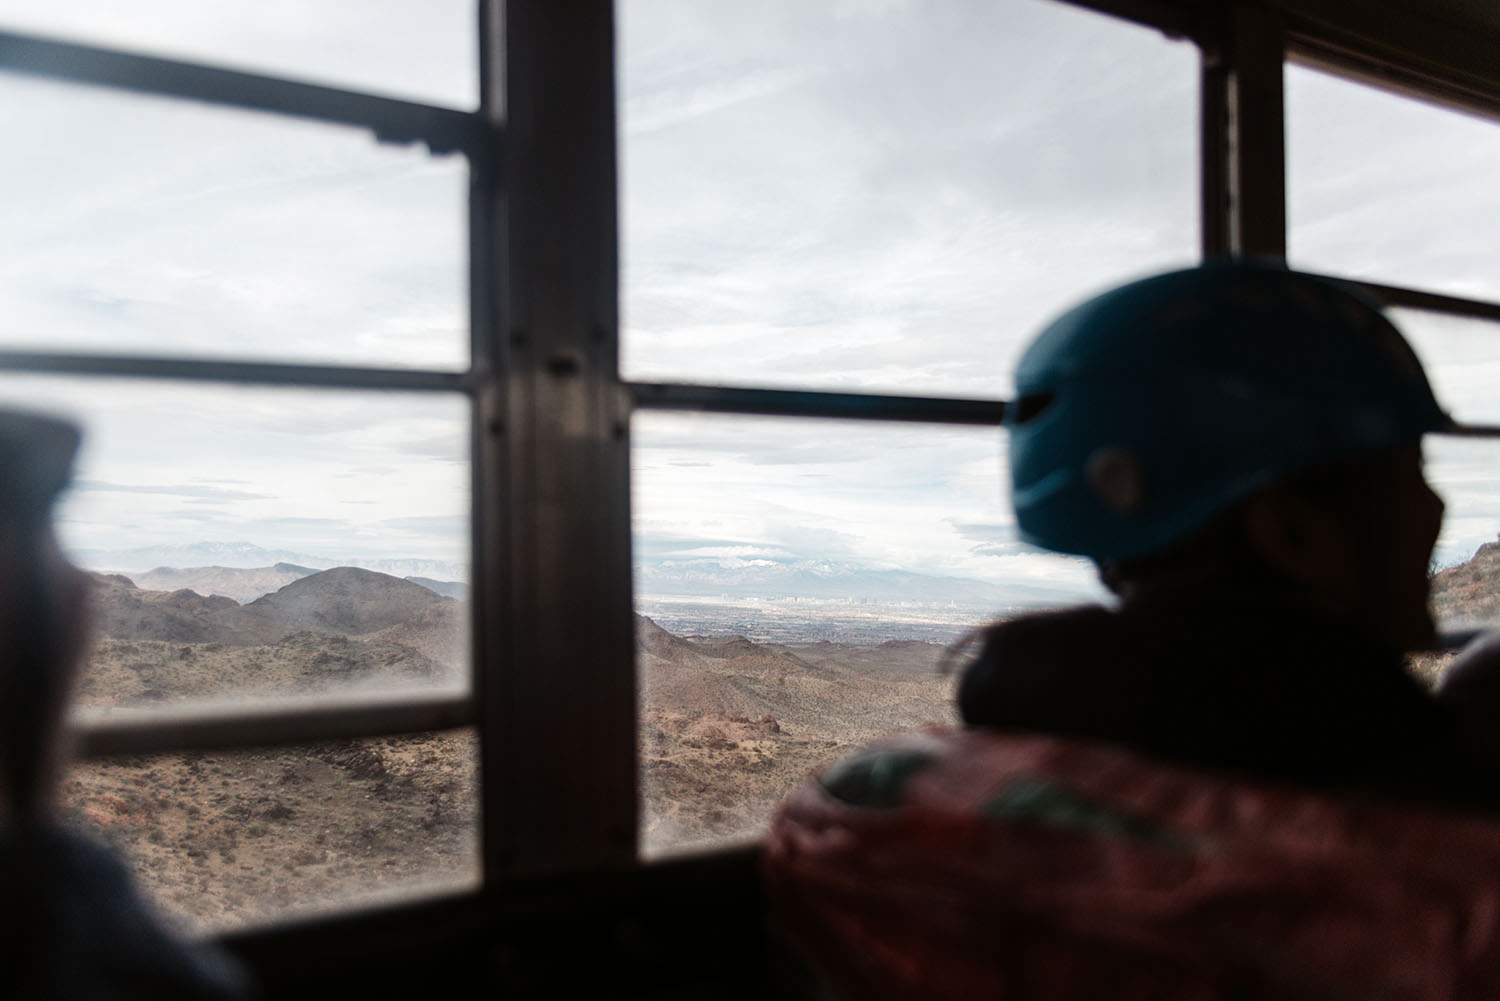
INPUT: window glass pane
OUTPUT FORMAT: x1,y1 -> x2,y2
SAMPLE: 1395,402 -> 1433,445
0,0 -> 476,110
0,376 -> 469,706
1429,437 -> 1500,624
62,731 -> 479,936
1382,316 -> 1500,673
633,412 -> 1105,856
1397,309 -> 1500,426
0,75 -> 467,370
618,0 -> 1198,396
1288,64 -> 1500,302
1414,437 -> 1500,686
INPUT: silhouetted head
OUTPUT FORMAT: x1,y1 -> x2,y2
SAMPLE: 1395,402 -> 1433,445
1007,261 -> 1450,651
0,411 -> 85,823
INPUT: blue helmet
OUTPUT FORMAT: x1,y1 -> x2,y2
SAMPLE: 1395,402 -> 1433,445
1008,261 -> 1452,561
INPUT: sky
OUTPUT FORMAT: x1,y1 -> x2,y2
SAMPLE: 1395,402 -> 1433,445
1,1 -> 1499,609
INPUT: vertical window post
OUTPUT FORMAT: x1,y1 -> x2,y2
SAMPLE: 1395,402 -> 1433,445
481,0 -> 637,877
1202,2 -> 1287,260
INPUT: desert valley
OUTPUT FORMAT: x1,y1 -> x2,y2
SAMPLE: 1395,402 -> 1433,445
64,561 -> 959,933
61,539 -> 1500,934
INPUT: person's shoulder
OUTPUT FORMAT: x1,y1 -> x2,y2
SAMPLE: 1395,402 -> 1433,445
0,823 -> 251,1001
956,603 -> 1122,726
967,603 -> 1119,665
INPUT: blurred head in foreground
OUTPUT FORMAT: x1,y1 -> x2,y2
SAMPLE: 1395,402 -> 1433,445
1007,260 -> 1450,652
0,409 -> 86,825
0,410 -> 246,1000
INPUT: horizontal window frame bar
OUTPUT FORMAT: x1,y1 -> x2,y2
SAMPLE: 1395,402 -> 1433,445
1441,423 -> 1500,439
0,28 -> 483,154
0,349 -> 476,393
1341,278 -> 1500,326
1057,0 -> 1213,45
1286,29 -> 1500,129
627,381 -> 1008,426
628,382 -> 1500,441
71,690 -> 474,758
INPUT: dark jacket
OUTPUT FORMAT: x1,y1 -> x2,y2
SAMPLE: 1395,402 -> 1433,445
957,596 -> 1491,810
0,823 -> 249,1001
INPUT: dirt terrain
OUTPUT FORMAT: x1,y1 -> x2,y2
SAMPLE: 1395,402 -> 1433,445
65,540 -> 1496,934
66,568 -> 477,934
66,567 -> 959,933
1405,539 -> 1500,685
64,732 -> 478,936
637,616 -> 956,854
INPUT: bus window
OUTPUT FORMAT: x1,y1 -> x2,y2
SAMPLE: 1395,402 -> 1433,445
0,375 -> 472,929
1395,310 -> 1500,427
633,411 -> 1104,857
617,0 -> 1198,397
1425,437 -> 1500,633
0,74 -> 468,370
0,0 -> 477,110
0,375 -> 472,708
1287,63 -> 1500,303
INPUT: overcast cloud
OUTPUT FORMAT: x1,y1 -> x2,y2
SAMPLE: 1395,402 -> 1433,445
1,2 -> 1497,609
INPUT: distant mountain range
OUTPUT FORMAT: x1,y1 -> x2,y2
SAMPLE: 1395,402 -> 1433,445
73,541 -> 1101,616
635,557 -> 1102,612
72,541 -> 466,583
129,563 -> 320,604
121,563 -> 468,605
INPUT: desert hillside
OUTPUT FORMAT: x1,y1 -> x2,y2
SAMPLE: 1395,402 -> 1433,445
636,614 -> 956,854
69,566 -> 476,933
67,568 -> 956,932
66,538 -> 1500,933
1432,539 -> 1500,627
121,563 -> 465,608
128,563 -> 318,604
80,568 -> 463,704
1404,538 -> 1500,685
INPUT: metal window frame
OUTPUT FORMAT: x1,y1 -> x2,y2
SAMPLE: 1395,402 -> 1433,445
1278,1 -> 1500,128
1199,3 -> 1288,259
3,0 -> 1500,918
74,691 -> 474,758
0,28 -> 481,154
1276,44 -> 1500,329
1196,1 -> 1500,332
0,24 -> 493,794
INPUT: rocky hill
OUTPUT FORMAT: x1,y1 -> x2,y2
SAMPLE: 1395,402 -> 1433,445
1407,538 -> 1500,685
1432,538 -> 1500,627
88,574 -> 239,644
127,563 -> 318,604
369,602 -> 466,669
71,565 -> 476,931
405,576 -> 467,600
78,633 -> 450,706
224,567 -> 447,640
634,613 -> 955,854
82,567 -> 465,704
